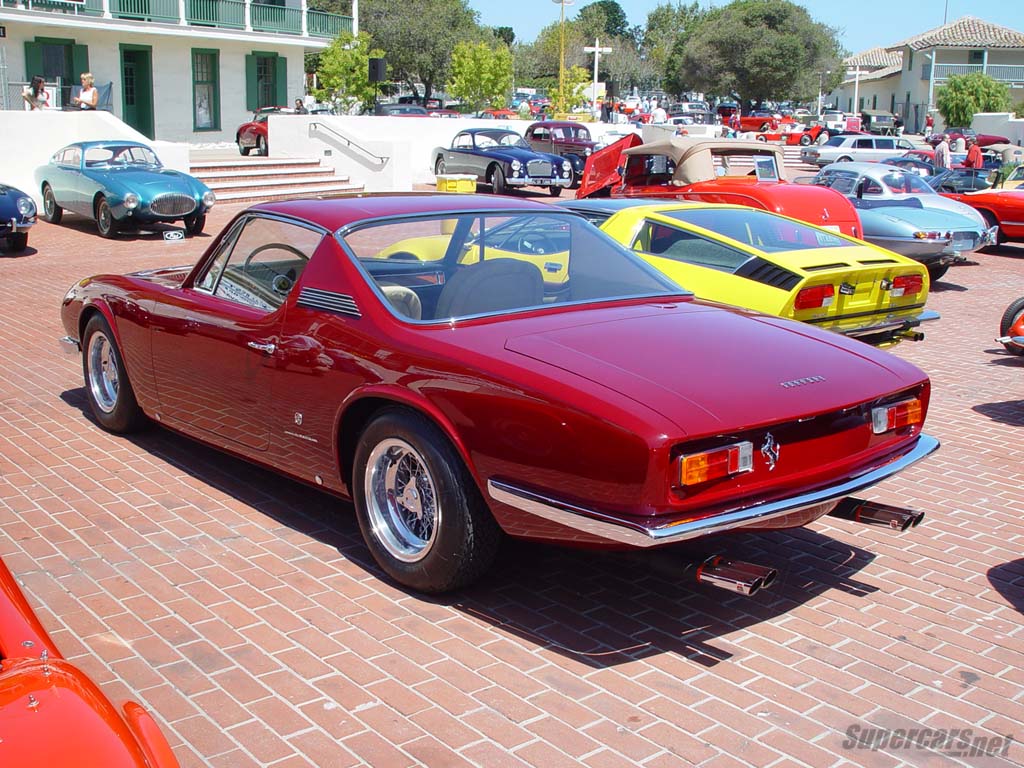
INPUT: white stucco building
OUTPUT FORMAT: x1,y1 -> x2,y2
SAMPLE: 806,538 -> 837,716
0,0 -> 353,142
828,16 -> 1024,133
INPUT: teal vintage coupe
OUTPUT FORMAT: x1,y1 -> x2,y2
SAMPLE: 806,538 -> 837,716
36,141 -> 215,238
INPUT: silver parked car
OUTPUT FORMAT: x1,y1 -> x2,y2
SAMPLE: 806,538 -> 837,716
801,135 -> 916,166
809,163 -> 995,281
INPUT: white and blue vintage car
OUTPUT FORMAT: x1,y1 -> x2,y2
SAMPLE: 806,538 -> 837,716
36,141 -> 215,239
0,183 -> 36,253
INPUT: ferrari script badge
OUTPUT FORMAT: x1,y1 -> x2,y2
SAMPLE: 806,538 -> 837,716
761,433 -> 780,471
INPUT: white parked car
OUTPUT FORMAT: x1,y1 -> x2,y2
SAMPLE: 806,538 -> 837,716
821,110 -> 846,132
801,135 -> 916,167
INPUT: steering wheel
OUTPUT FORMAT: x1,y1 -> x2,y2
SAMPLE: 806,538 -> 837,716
244,242 -> 308,268
516,233 -> 559,255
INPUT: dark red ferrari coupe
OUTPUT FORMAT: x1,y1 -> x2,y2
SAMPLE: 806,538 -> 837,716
59,195 -> 938,594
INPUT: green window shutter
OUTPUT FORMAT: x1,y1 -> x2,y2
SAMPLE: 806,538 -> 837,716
274,55 -> 287,106
72,44 -> 90,79
24,41 -> 43,80
245,54 -> 258,111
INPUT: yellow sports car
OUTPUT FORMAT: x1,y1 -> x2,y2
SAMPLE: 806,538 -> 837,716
560,199 -> 936,346
1000,164 -> 1024,190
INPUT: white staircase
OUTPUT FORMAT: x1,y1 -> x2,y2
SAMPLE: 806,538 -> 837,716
190,156 -> 363,204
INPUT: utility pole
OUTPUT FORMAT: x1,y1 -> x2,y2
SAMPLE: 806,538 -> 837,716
552,0 -> 575,113
583,38 -> 612,106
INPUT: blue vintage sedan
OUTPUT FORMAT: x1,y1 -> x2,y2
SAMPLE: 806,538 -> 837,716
0,183 -> 36,252
432,128 -> 573,196
35,141 -> 215,238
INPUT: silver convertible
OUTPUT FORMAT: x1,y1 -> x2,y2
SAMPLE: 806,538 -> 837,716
807,162 -> 995,281
36,141 -> 215,239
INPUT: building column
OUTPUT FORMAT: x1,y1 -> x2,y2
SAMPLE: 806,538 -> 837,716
982,49 -> 988,75
927,51 -> 936,109
102,0 -> 111,19
178,0 -> 187,25
244,0 -> 252,31
351,0 -> 358,35
300,0 -> 307,36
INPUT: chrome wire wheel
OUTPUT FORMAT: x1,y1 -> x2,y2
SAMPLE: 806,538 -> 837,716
44,188 -> 56,218
364,438 -> 440,563
87,330 -> 119,414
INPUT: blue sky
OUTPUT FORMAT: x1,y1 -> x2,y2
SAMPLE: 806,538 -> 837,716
472,0 -> 1024,54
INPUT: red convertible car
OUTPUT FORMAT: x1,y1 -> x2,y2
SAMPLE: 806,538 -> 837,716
998,296 -> 1024,354
236,106 -> 293,156
579,135 -> 863,237
59,194 -> 936,595
935,186 -> 1024,245
0,557 -> 179,767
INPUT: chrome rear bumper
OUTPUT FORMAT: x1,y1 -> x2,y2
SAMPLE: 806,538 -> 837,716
487,434 -> 939,547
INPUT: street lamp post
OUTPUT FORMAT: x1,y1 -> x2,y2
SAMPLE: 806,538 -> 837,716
583,38 -> 612,107
817,70 -> 831,118
552,0 -> 574,113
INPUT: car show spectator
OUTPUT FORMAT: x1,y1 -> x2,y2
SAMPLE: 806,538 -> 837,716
72,73 -> 98,110
651,101 -> 668,124
934,135 -> 952,169
964,137 -> 985,169
924,113 -> 934,137
22,75 -> 50,110
294,98 -> 308,114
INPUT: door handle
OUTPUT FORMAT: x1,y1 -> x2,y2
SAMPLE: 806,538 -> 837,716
247,341 -> 276,355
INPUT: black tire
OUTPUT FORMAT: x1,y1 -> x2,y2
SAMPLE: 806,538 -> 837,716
352,408 -> 501,593
927,263 -> 950,283
95,197 -> 118,239
1000,297 -> 1024,355
82,314 -> 148,433
548,184 -> 563,197
799,133 -> 812,146
257,135 -> 267,156
42,184 -> 63,224
184,213 -> 206,235
7,233 -> 28,252
435,157 -> 446,175
837,155 -> 853,163
237,137 -> 251,156
980,210 -> 1006,247
491,165 -> 507,195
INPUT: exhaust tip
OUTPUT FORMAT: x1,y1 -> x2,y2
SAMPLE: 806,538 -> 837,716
760,569 -> 778,590
911,511 -> 925,528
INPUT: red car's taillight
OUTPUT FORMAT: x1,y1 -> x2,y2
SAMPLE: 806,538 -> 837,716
871,398 -> 924,434
794,284 -> 835,310
679,442 -> 754,485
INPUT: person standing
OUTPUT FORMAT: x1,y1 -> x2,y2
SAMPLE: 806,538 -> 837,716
924,113 -> 934,138
964,137 -> 984,169
72,73 -> 98,109
22,75 -> 50,110
294,98 -> 308,114
934,134 -> 952,169
651,100 -> 667,124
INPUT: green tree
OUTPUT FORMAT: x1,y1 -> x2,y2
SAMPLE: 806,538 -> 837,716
668,0 -> 843,109
549,65 -> 591,111
447,42 -> 514,112
361,0 -> 482,102
493,26 -> 515,47
644,2 -> 707,90
315,32 -> 386,114
936,72 -> 1012,128
576,0 -> 629,40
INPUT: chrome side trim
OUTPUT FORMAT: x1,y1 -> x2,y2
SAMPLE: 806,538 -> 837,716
487,434 -> 939,547
58,335 -> 80,355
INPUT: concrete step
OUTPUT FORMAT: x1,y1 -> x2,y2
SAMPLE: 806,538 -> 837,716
214,181 -> 364,203
190,157 -> 324,172
204,174 -> 351,191
192,168 -> 341,183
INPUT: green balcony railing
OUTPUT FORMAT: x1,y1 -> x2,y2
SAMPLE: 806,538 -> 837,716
186,0 -> 245,28
4,0 -> 350,38
111,0 -> 179,22
307,9 -> 351,37
1,0 -> 103,15
250,1 -> 301,34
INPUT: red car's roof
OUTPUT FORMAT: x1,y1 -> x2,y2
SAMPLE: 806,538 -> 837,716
251,194 -> 558,232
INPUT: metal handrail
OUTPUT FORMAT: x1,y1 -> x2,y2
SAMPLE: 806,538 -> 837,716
309,121 -> 389,166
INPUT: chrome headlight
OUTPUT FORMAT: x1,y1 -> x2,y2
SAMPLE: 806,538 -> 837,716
16,197 -> 36,217
511,160 -> 521,171
585,147 -> 592,156
562,160 -> 572,172
123,192 -> 140,210
203,190 -> 217,208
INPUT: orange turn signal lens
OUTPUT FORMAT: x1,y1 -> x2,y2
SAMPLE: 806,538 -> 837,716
871,398 -> 923,434
679,442 -> 754,485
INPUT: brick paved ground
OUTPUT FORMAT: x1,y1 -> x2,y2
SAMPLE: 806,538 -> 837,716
0,198 -> 1022,768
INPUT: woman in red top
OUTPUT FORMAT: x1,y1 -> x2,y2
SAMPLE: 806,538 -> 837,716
964,138 -> 984,169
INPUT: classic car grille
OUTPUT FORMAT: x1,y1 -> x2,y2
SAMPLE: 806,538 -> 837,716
150,193 -> 197,216
297,287 -> 361,317
527,160 -> 553,177
735,258 -> 801,290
